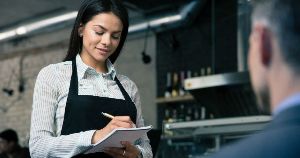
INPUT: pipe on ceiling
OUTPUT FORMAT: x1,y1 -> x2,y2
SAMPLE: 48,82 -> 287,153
128,0 -> 205,33
0,0 -> 205,42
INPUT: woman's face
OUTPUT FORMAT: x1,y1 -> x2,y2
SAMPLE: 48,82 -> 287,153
79,12 -> 123,65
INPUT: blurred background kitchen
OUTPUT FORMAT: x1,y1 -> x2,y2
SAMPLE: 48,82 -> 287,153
0,0 -> 271,157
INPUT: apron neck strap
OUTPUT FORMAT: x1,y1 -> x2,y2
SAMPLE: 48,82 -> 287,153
114,77 -> 133,102
69,59 -> 132,102
69,58 -> 79,96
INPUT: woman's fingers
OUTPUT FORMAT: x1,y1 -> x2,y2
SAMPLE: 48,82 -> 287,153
92,116 -> 136,144
110,116 -> 135,128
104,147 -> 124,158
104,143 -> 140,158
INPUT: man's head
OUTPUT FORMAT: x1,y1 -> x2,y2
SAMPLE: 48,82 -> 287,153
0,129 -> 19,154
249,0 -> 300,113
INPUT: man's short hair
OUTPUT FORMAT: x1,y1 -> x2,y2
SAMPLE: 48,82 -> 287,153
0,129 -> 18,143
252,0 -> 300,73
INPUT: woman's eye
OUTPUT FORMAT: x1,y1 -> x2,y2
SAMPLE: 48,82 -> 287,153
112,35 -> 121,39
95,32 -> 104,35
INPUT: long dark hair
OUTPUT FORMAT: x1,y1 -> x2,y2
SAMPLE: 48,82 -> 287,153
64,0 -> 129,64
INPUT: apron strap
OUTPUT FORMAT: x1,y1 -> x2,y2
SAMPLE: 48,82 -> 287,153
68,58 -> 79,97
114,77 -> 133,102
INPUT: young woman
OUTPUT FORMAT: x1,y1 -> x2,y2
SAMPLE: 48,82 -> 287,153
29,0 -> 152,157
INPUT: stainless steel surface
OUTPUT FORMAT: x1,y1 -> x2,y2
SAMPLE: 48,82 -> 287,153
192,123 -> 267,136
165,115 -> 271,130
161,116 -> 271,157
184,71 -> 250,90
183,71 -> 263,118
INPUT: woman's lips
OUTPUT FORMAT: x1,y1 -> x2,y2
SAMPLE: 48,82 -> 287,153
96,48 -> 109,54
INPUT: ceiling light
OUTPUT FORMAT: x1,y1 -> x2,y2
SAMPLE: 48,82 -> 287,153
16,27 -> 27,35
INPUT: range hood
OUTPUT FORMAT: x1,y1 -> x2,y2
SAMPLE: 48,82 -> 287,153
184,71 -> 267,118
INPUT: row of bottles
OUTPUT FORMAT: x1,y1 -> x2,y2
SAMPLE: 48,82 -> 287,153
163,104 -> 213,123
164,67 -> 213,98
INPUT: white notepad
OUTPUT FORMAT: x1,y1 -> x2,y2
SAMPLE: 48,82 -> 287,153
85,125 -> 152,154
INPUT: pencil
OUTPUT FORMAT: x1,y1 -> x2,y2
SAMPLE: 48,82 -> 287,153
101,112 -> 115,119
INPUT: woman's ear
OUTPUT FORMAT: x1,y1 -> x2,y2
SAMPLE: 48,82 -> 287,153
78,23 -> 84,37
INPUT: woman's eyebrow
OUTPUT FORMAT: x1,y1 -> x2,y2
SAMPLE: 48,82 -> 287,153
93,24 -> 122,33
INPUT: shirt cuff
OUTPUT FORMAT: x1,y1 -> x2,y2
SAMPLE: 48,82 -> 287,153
136,145 -> 143,158
78,130 -> 96,147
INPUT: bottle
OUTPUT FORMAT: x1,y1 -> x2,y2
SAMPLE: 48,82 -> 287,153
164,72 -> 172,98
193,105 -> 200,120
201,106 -> 206,120
178,104 -> 185,122
187,70 -> 192,79
164,107 -> 171,122
171,72 -> 179,97
171,107 -> 178,122
209,113 -> 214,119
185,105 -> 193,121
179,71 -> 186,96
207,67 -> 212,75
201,68 -> 206,76
193,71 -> 199,77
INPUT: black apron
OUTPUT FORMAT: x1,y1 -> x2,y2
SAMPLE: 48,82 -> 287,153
61,59 -> 137,158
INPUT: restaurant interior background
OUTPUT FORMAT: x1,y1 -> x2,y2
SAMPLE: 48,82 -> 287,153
0,0 -> 271,157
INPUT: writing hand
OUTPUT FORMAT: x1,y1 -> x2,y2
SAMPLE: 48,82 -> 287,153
91,116 -> 136,144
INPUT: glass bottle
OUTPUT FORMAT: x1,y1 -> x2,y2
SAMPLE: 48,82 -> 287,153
164,72 -> 172,98
171,72 -> 179,97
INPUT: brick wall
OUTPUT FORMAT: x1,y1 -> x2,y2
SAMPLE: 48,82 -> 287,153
0,47 -> 67,146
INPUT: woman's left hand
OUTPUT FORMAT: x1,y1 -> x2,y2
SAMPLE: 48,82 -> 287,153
104,141 -> 141,158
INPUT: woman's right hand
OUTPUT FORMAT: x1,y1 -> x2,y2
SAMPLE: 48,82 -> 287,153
91,116 -> 135,144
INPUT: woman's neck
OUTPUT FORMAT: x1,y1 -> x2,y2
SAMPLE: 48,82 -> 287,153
79,53 -> 108,73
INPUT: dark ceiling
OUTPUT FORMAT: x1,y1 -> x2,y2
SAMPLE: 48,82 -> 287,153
0,0 -> 192,30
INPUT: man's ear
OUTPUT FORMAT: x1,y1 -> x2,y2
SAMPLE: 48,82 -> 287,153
258,26 -> 273,67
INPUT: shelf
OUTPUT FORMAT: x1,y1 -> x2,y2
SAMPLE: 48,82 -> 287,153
184,71 -> 250,90
156,94 -> 195,104
163,115 -> 271,138
164,115 -> 271,130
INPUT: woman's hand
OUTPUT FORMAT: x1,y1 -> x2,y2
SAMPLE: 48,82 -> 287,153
92,116 -> 135,144
104,141 -> 141,158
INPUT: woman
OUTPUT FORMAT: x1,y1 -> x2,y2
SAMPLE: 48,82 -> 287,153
29,0 -> 152,157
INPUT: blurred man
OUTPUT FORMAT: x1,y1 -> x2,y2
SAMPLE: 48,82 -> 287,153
0,129 -> 30,158
211,0 -> 300,157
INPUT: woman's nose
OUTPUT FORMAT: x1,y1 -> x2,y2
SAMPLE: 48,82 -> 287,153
100,33 -> 111,46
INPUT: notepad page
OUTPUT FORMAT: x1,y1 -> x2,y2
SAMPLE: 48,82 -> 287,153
85,125 -> 152,154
